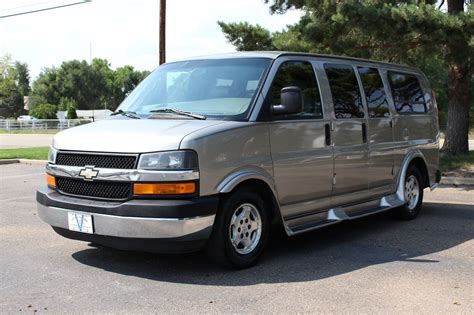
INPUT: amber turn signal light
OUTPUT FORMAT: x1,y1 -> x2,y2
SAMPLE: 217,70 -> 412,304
133,182 -> 196,195
46,174 -> 56,188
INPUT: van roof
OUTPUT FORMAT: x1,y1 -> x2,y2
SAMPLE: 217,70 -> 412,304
171,51 -> 420,73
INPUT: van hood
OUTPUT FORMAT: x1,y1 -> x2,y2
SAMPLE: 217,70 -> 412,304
52,118 -> 225,153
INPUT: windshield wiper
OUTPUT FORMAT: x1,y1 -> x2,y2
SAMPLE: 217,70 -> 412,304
149,109 -> 206,120
111,110 -> 141,119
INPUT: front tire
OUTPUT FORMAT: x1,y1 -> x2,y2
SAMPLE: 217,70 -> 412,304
206,188 -> 269,269
394,166 -> 424,220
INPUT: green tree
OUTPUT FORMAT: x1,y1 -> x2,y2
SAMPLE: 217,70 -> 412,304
220,0 -> 473,155
31,59 -> 103,110
58,96 -> 78,121
217,21 -> 275,51
30,103 -> 57,119
0,54 -> 26,117
91,58 -> 114,110
30,67 -> 62,109
30,58 -> 150,112
111,66 -> 150,109
66,104 -> 78,119
14,61 -> 30,96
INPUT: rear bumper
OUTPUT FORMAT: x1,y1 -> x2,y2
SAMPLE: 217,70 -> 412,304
36,187 -> 218,253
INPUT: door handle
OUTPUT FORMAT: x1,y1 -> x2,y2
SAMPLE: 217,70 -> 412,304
362,123 -> 367,143
325,123 -> 331,146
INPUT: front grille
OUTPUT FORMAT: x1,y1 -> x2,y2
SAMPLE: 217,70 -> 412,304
56,153 -> 137,169
56,177 -> 131,200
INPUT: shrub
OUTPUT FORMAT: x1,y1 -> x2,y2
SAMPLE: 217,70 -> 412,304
30,104 -> 57,119
66,104 -> 78,119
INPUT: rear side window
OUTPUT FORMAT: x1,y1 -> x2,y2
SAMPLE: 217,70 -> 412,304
358,67 -> 390,118
270,61 -> 323,120
388,72 -> 426,113
324,64 -> 364,119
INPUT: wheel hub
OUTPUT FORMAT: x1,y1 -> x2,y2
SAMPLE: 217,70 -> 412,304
404,174 -> 420,210
229,203 -> 262,255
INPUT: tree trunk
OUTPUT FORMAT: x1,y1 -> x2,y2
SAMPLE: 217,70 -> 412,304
442,64 -> 471,154
441,0 -> 471,155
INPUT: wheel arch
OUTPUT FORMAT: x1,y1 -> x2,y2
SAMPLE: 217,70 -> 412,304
216,168 -> 283,226
396,150 -> 430,202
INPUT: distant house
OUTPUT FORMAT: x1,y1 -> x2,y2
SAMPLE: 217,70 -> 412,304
56,109 -> 111,121
76,110 -> 112,121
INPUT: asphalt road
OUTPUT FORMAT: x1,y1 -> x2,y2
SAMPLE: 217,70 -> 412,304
1,164 -> 473,314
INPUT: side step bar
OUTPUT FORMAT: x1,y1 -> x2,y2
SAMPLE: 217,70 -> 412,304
285,194 -> 405,236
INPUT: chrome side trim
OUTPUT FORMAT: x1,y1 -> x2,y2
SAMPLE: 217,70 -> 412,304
46,164 -> 199,182
37,204 -> 215,239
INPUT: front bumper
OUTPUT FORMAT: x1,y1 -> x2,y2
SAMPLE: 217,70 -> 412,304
36,187 -> 219,253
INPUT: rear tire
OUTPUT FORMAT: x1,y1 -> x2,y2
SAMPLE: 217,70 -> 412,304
394,166 -> 424,220
206,188 -> 269,269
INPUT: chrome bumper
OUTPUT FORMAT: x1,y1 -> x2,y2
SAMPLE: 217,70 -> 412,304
37,203 -> 215,239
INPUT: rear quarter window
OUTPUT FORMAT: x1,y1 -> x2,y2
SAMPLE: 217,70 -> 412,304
388,72 -> 427,114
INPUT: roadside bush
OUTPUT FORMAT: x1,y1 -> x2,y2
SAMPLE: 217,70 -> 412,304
66,104 -> 78,119
30,103 -> 57,119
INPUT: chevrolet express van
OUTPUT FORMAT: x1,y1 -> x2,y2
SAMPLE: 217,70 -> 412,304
37,52 -> 440,269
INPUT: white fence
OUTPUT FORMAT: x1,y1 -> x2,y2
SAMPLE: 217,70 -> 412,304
0,119 -> 92,132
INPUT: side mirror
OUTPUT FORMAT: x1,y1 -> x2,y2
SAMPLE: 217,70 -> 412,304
272,86 -> 303,115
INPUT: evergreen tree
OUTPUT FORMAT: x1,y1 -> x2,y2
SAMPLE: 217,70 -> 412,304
219,0 -> 473,155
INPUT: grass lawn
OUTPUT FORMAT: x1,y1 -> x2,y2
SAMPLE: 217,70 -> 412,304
0,147 -> 49,160
439,151 -> 474,172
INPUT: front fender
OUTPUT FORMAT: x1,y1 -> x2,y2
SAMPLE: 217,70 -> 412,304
216,166 -> 278,196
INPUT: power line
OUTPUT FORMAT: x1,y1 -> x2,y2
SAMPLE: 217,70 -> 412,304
0,0 -> 91,19
0,1 -> 50,13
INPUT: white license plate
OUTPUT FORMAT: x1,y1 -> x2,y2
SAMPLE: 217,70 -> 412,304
68,212 -> 94,234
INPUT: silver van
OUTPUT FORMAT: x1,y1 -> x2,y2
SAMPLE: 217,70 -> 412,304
37,52 -> 440,268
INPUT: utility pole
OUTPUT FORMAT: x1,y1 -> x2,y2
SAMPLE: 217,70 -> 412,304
159,0 -> 166,65
89,42 -> 95,121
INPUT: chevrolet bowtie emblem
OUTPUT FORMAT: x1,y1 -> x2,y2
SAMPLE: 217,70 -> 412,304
79,166 -> 99,181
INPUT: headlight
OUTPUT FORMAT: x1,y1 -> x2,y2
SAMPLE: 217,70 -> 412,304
48,147 -> 58,164
138,150 -> 198,170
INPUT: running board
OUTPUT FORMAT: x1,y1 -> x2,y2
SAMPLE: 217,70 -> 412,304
284,194 -> 405,236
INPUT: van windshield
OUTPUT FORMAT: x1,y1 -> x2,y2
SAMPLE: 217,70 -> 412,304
118,58 -> 271,120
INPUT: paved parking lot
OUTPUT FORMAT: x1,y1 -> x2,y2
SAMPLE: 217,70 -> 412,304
1,163 -> 473,313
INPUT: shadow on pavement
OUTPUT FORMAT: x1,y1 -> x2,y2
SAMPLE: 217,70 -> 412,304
72,202 -> 473,286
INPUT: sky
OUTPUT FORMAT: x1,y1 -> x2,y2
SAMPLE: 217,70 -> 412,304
0,0 -> 301,79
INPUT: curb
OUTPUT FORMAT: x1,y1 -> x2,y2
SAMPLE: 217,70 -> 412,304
0,159 -> 19,165
18,159 -> 48,165
0,159 -> 47,165
440,177 -> 474,186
